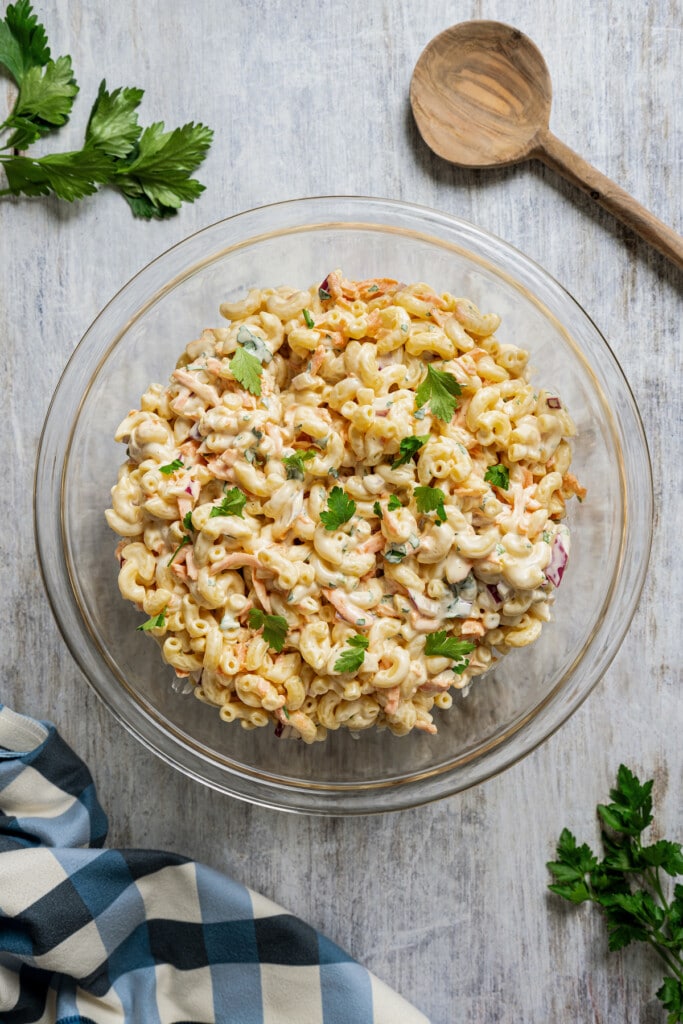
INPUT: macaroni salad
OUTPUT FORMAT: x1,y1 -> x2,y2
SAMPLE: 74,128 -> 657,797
106,272 -> 585,742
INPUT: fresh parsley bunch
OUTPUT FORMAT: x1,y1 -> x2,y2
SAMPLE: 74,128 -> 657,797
548,765 -> 683,1022
0,1 -> 213,216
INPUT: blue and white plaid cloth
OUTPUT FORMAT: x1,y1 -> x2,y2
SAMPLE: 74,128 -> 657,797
0,705 -> 429,1024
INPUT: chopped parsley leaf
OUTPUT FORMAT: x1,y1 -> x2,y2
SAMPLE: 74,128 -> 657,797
414,485 -> 447,522
159,458 -> 183,474
229,345 -> 263,396
391,434 -> 430,469
319,486 -> 356,530
484,464 -> 510,490
209,486 -> 247,519
248,608 -> 288,652
333,633 -> 370,674
415,364 -> 461,422
424,630 -> 475,674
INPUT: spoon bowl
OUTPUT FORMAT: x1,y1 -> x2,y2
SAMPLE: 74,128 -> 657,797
410,20 -> 683,269
410,21 -> 551,169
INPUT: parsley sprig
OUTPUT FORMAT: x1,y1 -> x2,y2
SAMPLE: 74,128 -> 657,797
229,345 -> 263,396
391,434 -> 430,469
548,765 -> 683,1023
248,608 -> 288,653
319,486 -> 355,531
424,630 -> 475,674
209,486 -> 247,519
333,633 -> 369,674
484,464 -> 510,490
414,485 -> 447,523
0,2 -> 212,217
159,458 -> 184,475
415,364 -> 461,422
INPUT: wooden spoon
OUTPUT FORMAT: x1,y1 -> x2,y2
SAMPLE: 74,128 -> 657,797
410,20 -> 683,269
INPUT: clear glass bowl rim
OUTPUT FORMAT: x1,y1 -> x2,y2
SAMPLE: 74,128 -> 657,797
34,195 -> 653,815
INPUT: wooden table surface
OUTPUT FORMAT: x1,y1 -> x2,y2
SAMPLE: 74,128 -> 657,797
1,2 -> 681,1021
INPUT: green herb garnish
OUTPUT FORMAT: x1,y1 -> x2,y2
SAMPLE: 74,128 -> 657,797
415,364 -> 461,422
136,607 -> 167,632
424,630 -> 475,674
167,536 -> 190,566
485,464 -> 510,490
182,510 -> 194,531
209,486 -> 247,519
302,308 -> 315,328
373,494 -> 402,519
229,345 -> 263,396
333,633 -> 369,674
391,434 -> 430,469
414,485 -> 447,523
0,4 -> 212,216
235,325 -> 272,364
282,449 -> 316,480
159,458 -> 183,475
548,765 -> 683,1023
383,545 -> 407,563
248,608 -> 288,652
319,486 -> 356,531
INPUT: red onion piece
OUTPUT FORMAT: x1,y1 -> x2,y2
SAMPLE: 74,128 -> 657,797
546,396 -> 562,409
546,534 -> 569,587
486,583 -> 503,605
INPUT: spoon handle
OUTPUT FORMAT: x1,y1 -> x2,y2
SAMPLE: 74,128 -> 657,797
536,129 -> 683,270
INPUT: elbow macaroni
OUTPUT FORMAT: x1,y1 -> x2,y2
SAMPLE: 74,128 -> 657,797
106,271 -> 583,742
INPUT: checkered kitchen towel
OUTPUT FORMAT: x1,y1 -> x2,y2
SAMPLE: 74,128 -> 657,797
0,705 -> 429,1024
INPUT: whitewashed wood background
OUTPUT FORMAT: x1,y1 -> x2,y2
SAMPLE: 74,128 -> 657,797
1,1 -> 681,1021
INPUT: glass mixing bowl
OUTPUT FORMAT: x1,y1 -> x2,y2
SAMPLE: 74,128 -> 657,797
35,196 -> 652,814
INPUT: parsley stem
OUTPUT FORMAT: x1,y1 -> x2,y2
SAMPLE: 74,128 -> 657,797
649,865 -> 669,911
646,937 -> 683,982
